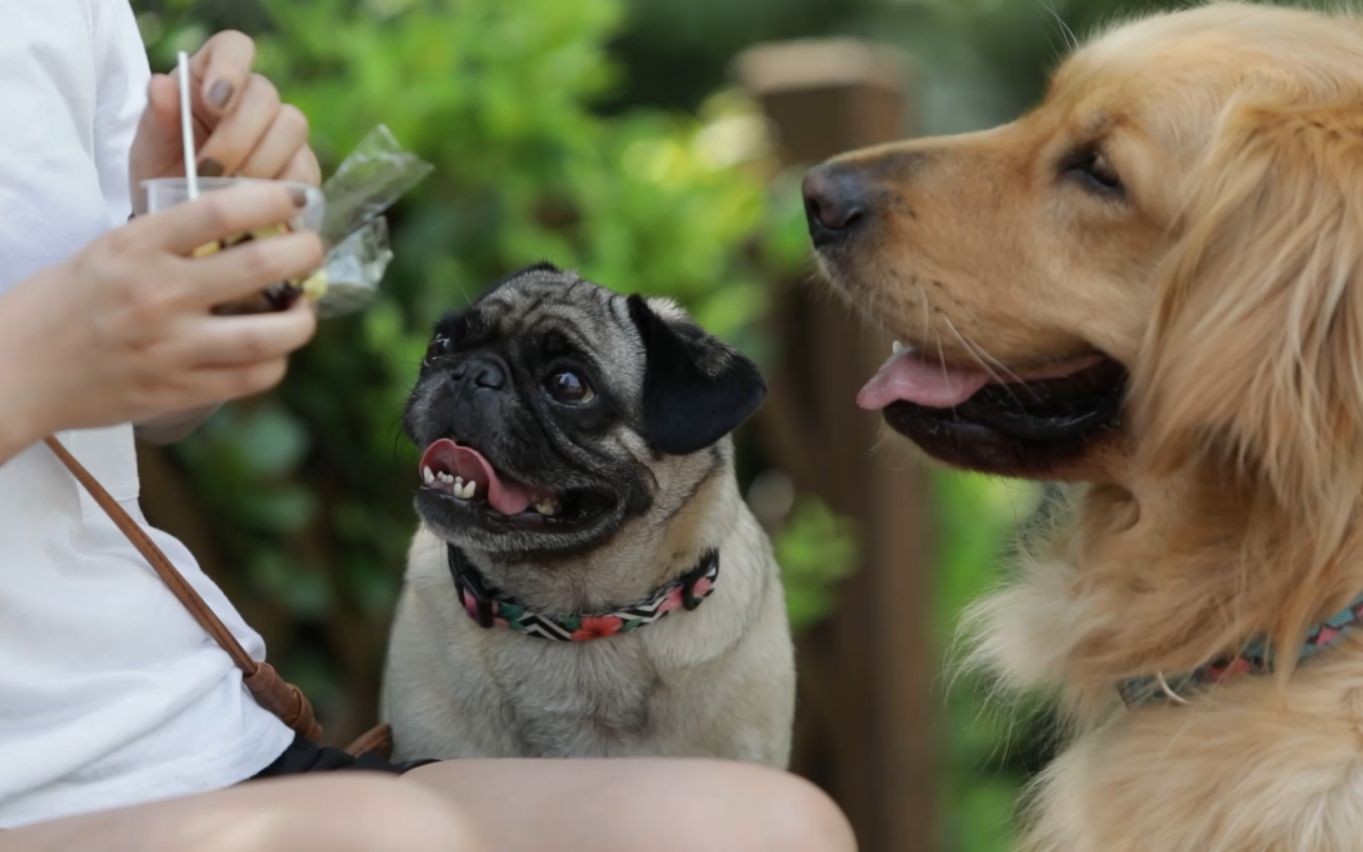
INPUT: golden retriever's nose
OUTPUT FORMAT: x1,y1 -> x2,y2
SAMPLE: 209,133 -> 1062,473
803,164 -> 869,245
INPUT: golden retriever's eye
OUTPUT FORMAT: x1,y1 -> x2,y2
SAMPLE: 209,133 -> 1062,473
1062,147 -> 1124,198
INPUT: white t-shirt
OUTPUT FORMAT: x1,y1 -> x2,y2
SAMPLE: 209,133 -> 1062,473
0,1 -> 292,828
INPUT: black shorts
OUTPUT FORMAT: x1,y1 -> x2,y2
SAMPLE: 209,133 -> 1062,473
249,734 -> 436,779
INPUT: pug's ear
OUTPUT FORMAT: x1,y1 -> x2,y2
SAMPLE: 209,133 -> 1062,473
627,295 -> 767,455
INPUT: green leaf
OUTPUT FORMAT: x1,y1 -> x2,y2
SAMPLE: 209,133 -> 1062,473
774,497 -> 859,632
248,552 -> 334,619
237,487 -> 317,534
232,405 -> 311,478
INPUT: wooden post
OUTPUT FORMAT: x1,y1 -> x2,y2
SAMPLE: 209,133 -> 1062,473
736,40 -> 938,852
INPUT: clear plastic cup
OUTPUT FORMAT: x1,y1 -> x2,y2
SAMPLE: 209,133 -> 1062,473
141,177 -> 328,315
141,176 -> 325,229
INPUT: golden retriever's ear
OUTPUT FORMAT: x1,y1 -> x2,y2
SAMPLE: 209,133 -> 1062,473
1134,90 -> 1363,530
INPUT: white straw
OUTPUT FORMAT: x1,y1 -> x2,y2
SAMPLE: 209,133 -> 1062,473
177,50 -> 198,200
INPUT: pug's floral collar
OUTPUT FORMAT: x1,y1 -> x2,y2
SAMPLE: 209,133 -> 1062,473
447,546 -> 720,642
1118,591 -> 1363,706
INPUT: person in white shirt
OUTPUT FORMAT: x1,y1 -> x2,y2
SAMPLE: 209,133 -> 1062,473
0,3 -> 854,851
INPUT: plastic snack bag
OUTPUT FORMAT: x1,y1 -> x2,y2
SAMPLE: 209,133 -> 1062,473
312,124 -> 433,317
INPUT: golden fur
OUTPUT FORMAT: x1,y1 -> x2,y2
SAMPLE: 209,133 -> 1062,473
818,3 -> 1363,850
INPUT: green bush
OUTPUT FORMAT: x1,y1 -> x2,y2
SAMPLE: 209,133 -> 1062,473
137,0 -> 854,733
932,473 -> 1049,852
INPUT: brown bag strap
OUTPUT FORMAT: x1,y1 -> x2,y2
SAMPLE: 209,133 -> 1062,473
44,435 -> 323,743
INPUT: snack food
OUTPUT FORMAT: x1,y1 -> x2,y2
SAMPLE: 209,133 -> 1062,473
191,223 -> 330,315
143,176 -> 326,315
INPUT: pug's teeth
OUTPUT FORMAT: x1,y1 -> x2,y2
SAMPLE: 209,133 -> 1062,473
462,481 -> 478,500
892,340 -> 905,355
423,466 -> 434,485
534,499 -> 560,516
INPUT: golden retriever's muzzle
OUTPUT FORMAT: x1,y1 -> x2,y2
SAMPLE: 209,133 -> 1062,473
802,154 -> 1127,479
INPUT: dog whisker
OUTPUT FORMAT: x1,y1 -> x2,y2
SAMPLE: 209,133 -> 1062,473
913,282 -> 934,367
941,313 -> 1031,410
1042,0 -> 1079,51
911,283 -> 1031,408
944,313 -> 1028,388
931,323 -> 955,412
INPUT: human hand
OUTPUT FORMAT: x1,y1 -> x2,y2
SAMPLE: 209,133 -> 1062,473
0,184 -> 322,459
128,31 -> 321,213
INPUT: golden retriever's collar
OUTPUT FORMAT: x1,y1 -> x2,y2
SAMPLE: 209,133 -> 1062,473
1119,595 -> 1363,706
447,545 -> 719,641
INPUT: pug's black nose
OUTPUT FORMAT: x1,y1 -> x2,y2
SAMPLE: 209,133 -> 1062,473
470,357 -> 505,390
803,164 -> 869,246
452,355 -> 507,391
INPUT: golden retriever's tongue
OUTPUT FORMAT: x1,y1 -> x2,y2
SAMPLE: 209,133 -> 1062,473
857,349 -> 990,410
418,438 -> 540,515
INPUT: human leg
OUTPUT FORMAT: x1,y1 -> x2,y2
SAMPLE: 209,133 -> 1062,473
0,773 -> 481,852
406,757 -> 856,852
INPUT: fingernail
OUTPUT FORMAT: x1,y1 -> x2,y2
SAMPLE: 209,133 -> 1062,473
289,187 -> 308,208
198,158 -> 224,177
207,80 -> 233,109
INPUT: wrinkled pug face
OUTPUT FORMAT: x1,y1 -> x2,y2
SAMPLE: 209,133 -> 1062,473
404,263 -> 766,560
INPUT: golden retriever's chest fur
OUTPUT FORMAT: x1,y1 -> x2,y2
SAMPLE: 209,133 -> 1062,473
977,538 -> 1363,852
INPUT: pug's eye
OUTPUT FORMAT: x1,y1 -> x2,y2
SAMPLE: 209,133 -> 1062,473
424,335 -> 453,364
545,369 -> 594,405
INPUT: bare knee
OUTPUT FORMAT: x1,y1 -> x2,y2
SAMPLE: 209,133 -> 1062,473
198,774 -> 481,852
672,762 -> 857,852
328,774 -> 481,852
731,765 -> 856,852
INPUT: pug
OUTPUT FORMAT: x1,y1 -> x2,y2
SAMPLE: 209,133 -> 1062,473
380,263 -> 795,767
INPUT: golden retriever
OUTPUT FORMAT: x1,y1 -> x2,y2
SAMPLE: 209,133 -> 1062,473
803,3 -> 1363,850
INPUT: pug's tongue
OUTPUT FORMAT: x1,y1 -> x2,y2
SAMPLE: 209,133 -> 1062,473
857,349 -> 991,410
418,438 -> 543,516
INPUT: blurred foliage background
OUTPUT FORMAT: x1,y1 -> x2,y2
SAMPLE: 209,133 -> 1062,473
133,0 -> 1186,849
